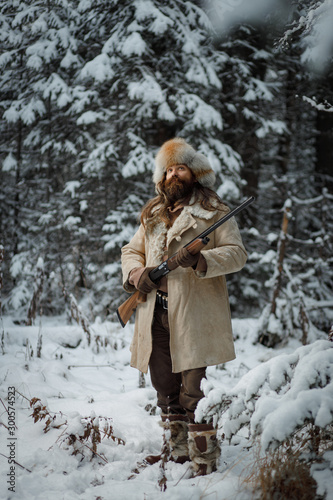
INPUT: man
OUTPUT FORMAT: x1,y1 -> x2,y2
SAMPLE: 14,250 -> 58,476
121,137 -> 247,475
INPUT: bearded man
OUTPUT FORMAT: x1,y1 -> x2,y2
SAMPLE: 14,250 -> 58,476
121,137 -> 247,475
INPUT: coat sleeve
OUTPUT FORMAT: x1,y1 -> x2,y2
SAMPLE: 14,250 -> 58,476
121,224 -> 146,292
196,214 -> 247,279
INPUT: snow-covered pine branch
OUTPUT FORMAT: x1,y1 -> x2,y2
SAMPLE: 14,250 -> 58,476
197,340 -> 333,451
302,96 -> 333,113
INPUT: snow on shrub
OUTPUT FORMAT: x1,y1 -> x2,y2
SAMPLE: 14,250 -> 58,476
197,340 -> 333,451
29,396 -> 125,462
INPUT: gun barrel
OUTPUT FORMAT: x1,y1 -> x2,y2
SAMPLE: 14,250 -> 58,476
184,196 -> 255,246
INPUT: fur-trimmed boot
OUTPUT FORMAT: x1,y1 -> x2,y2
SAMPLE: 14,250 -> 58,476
188,423 -> 221,476
144,414 -> 190,465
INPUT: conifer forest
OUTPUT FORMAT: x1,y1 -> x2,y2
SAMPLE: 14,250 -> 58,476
1,0 -> 332,338
0,1 -> 333,498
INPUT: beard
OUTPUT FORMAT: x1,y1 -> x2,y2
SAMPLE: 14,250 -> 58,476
163,177 -> 194,203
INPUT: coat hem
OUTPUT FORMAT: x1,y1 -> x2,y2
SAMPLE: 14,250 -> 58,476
131,353 -> 236,375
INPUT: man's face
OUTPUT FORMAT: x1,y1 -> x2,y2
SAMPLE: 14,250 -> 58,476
164,164 -> 195,202
166,164 -> 193,183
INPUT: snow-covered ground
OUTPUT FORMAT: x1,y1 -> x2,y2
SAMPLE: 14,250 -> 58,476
0,315 -> 331,499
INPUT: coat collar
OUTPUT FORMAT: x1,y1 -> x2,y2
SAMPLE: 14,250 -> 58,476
147,198 -> 219,265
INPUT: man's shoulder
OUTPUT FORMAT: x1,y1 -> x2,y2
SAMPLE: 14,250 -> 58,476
209,196 -> 229,211
188,193 -> 229,219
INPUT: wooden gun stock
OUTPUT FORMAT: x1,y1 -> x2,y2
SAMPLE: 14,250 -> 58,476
116,237 -> 209,327
116,290 -> 147,328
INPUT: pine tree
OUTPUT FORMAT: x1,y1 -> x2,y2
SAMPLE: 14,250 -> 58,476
0,0 -> 91,314
76,0 -> 244,317
1,0 -> 332,327
250,0 -> 333,343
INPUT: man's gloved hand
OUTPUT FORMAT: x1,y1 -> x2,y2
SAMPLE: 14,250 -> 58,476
174,248 -> 200,268
136,267 -> 160,294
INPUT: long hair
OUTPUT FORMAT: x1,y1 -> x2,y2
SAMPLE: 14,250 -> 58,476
140,179 -> 226,232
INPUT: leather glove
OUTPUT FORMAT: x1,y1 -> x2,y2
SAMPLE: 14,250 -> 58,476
174,247 -> 200,268
136,267 -> 160,294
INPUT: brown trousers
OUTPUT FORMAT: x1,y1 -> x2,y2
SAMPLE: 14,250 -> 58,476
149,302 -> 206,422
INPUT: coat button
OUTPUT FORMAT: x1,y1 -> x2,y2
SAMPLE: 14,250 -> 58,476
176,236 -> 181,241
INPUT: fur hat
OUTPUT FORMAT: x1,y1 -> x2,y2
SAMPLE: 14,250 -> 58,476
154,138 -> 216,188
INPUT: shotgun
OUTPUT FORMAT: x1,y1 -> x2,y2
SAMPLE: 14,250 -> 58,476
117,196 -> 255,327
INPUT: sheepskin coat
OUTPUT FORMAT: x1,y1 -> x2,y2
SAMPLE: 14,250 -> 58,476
121,198 -> 247,374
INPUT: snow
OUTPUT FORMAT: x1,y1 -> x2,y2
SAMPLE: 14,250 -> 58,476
82,140 -> 117,175
312,451 -> 333,497
10,253 -> 31,279
256,119 -> 287,138
182,35 -> 201,56
26,40 -> 58,65
175,94 -> 222,130
5,283 -> 31,311
243,78 -> 274,102
217,179 -> 240,200
259,249 -> 275,264
1,315 -> 331,499
122,32 -> 147,57
206,0 -> 280,34
103,225 -> 137,252
80,54 -> 114,83
185,60 -> 220,88
128,75 -> 164,104
207,139 -> 242,178
63,216 -> 82,228
198,338 -> 333,456
63,181 -> 81,199
61,49 -> 80,69
266,232 -> 278,244
36,257 -> 44,272
77,111 -> 105,125
133,0 -> 173,35
102,263 -> 119,276
38,212 -> 56,226
31,14 -> 48,34
41,74 -> 72,108
302,95 -> 333,112
79,200 -> 88,212
299,0 -> 333,73
157,102 -> 176,122
2,153 -> 17,173
4,98 -> 46,125
120,136 -> 154,178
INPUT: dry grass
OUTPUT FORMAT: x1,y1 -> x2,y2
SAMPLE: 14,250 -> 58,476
22,393 -> 125,462
245,447 -> 316,500
243,425 -> 333,500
